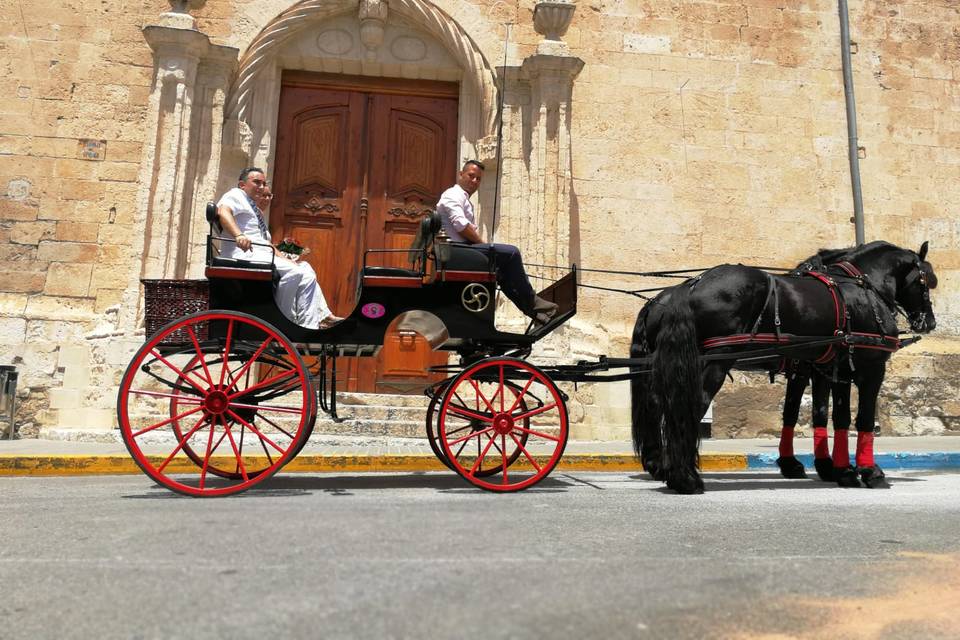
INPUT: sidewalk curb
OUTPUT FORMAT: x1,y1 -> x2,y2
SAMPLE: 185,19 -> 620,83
1,452 -> 957,477
746,452 -> 960,470
0,453 -> 744,476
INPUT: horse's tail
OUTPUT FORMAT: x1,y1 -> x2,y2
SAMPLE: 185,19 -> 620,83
651,285 -> 704,492
630,303 -> 659,474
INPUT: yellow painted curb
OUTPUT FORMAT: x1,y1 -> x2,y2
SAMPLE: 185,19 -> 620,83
0,453 -> 748,476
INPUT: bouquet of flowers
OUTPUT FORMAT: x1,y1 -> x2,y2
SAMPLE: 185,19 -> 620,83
276,237 -> 311,261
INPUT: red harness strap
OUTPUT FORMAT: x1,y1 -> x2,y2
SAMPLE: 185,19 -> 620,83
701,271 -> 844,364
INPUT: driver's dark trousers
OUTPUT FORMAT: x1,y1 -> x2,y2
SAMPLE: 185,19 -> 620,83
470,242 -> 536,314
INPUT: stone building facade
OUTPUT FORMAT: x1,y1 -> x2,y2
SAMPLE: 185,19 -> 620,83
1,0 -> 958,440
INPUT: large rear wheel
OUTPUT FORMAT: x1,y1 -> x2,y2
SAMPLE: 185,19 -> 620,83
118,310 -> 314,496
437,357 -> 567,491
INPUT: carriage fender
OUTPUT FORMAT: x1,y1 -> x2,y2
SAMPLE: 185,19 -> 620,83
394,310 -> 450,349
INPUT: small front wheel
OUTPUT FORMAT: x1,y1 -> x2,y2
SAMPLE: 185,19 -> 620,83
437,358 -> 568,491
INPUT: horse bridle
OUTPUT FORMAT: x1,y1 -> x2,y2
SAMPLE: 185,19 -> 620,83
901,258 -> 932,329
830,257 -> 931,332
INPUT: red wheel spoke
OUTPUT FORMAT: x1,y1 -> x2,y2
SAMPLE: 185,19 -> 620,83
149,350 -> 208,395
499,365 -> 505,412
220,418 -> 249,482
501,434 -> 508,484
507,377 -> 536,413
510,432 -> 542,472
257,429 -> 275,466
513,424 -> 562,442
223,337 -> 277,394
513,402 -> 558,422
199,416 -> 217,489
132,405 -> 205,438
218,319 -> 235,386
157,414 -> 209,472
446,404 -> 493,423
447,425 -> 495,448
186,327 -> 214,385
257,413 -> 295,440
230,401 -> 302,415
227,409 -> 286,454
468,378 -> 495,413
468,433 -> 497,476
227,368 -> 296,401
129,388 -> 203,404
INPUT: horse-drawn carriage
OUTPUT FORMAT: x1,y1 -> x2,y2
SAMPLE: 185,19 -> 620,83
117,202 -> 938,497
118,204 -> 578,496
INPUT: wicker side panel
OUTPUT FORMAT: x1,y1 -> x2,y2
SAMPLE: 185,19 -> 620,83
142,279 -> 210,343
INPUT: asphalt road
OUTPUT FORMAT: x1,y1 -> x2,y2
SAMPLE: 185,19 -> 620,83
2,471 -> 960,640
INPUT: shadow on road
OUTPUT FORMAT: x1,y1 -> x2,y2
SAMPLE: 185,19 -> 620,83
122,472 -> 576,499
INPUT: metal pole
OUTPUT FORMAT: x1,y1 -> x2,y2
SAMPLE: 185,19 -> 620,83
489,24 -> 510,245
839,0 -> 866,245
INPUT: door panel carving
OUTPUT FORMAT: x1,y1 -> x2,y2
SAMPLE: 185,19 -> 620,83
271,73 -> 458,393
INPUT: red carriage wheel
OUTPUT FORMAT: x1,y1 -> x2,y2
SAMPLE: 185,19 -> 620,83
438,357 -> 567,492
428,378 -> 531,477
118,310 -> 314,497
169,350 -> 316,480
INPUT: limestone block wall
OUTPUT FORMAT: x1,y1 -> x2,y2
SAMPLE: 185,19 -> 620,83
0,0 -> 956,439
0,1 -> 164,434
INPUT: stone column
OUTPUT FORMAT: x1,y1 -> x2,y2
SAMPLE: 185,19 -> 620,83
124,3 -> 237,326
515,1 -> 582,269
134,3 -> 238,278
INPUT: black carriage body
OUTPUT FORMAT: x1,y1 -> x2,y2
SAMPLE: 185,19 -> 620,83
205,252 -> 575,357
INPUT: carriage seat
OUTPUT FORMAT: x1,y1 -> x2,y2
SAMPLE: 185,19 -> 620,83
204,202 -> 275,281
362,266 -> 422,278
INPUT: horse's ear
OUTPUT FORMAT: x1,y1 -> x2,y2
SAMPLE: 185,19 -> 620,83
918,241 -> 929,262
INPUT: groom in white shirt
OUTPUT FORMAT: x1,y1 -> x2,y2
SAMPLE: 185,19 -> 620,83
216,167 -> 341,329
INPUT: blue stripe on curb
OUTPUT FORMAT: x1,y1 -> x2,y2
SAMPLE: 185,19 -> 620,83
747,452 -> 960,471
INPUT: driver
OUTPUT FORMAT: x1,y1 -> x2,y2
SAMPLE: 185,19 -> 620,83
436,160 -> 558,325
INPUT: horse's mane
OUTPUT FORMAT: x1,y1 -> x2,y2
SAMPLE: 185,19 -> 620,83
808,241 -> 901,266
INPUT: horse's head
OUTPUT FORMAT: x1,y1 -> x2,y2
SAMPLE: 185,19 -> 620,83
896,241 -> 938,332
842,240 -> 938,332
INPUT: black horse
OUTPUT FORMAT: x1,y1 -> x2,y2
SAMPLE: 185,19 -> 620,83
776,248 -> 864,486
776,243 -> 937,487
630,241 -> 937,494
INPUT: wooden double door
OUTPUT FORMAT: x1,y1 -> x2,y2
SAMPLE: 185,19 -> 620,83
270,72 -> 459,393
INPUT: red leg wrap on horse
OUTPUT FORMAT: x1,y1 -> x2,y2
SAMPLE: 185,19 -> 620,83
813,427 -> 829,459
779,426 -> 795,458
832,429 -> 850,469
856,431 -> 875,467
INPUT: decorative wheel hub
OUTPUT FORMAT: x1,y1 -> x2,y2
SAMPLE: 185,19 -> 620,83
492,413 -> 514,435
203,390 -> 230,415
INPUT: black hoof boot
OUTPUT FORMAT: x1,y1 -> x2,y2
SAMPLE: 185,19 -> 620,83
666,470 -> 704,495
835,466 -> 862,488
776,456 -> 807,479
642,457 -> 665,481
858,465 -> 890,489
814,458 -> 835,482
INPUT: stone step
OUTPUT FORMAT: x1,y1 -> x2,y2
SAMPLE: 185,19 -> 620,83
314,417 -> 426,439
335,392 -> 432,409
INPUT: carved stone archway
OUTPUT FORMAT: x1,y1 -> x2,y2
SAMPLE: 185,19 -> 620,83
220,0 -> 499,182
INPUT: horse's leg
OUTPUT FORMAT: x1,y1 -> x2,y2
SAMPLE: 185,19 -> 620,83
830,380 -> 861,487
809,373 -> 835,482
853,363 -> 890,489
777,366 -> 808,479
